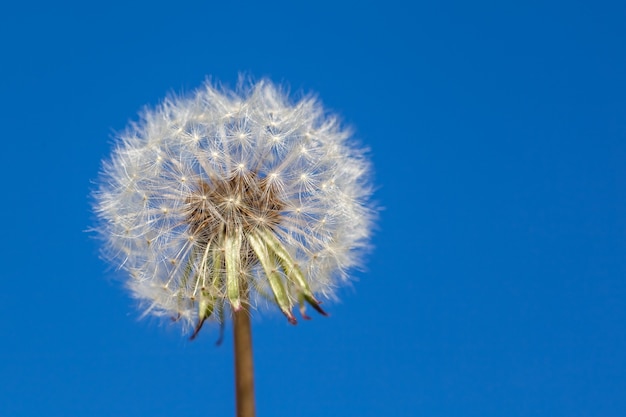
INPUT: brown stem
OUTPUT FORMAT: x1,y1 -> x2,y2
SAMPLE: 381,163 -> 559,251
233,304 -> 256,417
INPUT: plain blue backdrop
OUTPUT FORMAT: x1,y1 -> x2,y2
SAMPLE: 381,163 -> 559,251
1,1 -> 626,416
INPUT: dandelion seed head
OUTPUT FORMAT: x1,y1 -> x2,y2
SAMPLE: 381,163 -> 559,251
94,79 -> 375,336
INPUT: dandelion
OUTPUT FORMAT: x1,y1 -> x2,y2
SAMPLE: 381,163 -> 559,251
93,78 -> 374,416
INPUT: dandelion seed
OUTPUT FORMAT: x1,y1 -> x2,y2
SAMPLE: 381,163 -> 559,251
93,79 -> 374,339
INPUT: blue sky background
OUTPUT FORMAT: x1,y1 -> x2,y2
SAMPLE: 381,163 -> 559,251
1,1 -> 626,416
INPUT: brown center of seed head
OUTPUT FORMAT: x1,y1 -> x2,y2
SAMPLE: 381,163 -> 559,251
185,172 -> 285,248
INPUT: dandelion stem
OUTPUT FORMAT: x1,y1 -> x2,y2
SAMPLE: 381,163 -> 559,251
233,287 -> 256,417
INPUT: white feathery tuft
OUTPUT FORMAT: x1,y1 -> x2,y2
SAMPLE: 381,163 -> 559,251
93,79 -> 375,337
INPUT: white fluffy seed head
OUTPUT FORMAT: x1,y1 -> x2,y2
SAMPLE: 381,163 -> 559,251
93,79 -> 375,334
